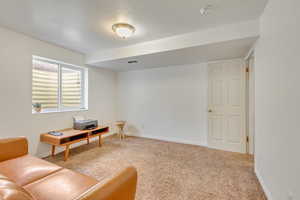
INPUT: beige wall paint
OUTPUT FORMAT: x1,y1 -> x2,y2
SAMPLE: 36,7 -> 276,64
0,26 -> 117,157
255,0 -> 300,199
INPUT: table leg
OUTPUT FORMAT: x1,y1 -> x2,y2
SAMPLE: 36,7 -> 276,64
119,128 -> 122,140
87,136 -> 90,145
64,145 -> 70,161
98,135 -> 102,147
121,128 -> 125,140
51,145 -> 56,157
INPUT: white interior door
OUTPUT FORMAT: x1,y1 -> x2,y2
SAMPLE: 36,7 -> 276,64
208,60 -> 246,153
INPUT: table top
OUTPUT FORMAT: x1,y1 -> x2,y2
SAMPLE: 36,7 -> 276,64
41,126 -> 109,140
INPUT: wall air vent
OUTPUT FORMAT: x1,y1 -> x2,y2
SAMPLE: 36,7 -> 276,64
128,60 -> 138,64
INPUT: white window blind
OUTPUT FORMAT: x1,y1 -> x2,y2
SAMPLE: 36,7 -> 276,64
32,56 -> 87,113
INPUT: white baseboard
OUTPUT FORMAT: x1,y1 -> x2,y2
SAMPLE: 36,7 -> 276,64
136,134 -> 207,147
255,166 -> 273,200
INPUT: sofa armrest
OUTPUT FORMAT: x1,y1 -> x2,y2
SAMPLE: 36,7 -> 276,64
75,166 -> 138,200
0,137 -> 28,162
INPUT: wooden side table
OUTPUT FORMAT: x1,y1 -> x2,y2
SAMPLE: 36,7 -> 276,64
115,121 -> 126,140
40,126 -> 109,161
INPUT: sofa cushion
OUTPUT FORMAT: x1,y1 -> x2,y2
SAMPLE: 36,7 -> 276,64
0,155 -> 62,186
24,168 -> 98,200
0,174 -> 34,200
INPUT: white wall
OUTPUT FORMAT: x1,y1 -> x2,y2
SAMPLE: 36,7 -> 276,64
117,64 -> 208,146
0,26 -> 117,157
255,0 -> 300,199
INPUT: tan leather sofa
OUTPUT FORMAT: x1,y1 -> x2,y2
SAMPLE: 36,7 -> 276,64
0,137 -> 137,200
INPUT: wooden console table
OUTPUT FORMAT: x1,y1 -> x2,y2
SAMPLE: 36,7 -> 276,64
40,126 -> 109,161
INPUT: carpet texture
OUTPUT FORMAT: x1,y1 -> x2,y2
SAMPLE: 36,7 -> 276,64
45,136 -> 266,200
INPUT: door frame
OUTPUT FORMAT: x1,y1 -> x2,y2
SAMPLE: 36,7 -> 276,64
245,54 -> 255,155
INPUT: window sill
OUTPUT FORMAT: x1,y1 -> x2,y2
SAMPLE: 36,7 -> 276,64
32,108 -> 88,114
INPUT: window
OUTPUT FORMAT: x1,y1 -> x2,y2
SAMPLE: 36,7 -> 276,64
32,56 -> 88,113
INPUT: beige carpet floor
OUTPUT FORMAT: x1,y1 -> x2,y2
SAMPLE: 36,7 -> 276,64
45,136 -> 266,200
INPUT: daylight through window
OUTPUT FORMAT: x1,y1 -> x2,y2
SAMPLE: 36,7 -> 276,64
32,56 -> 87,113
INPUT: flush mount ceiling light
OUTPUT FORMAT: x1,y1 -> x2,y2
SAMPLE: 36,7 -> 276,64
200,5 -> 213,16
112,23 -> 136,39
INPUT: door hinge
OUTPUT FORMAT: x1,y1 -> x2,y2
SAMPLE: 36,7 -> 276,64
246,136 -> 249,143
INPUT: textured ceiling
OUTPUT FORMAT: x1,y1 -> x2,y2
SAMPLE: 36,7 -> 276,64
93,37 -> 258,71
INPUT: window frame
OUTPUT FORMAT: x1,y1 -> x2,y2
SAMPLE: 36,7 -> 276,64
32,55 -> 88,114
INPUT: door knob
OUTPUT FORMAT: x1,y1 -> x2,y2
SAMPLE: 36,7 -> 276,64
208,109 -> 213,113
